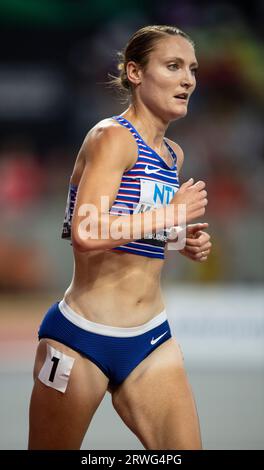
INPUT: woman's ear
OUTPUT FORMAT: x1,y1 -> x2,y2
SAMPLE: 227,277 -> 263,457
126,61 -> 142,86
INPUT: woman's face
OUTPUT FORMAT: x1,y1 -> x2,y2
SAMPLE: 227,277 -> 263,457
134,35 -> 198,121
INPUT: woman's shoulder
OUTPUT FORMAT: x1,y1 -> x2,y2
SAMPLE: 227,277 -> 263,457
78,116 -> 138,169
84,116 -> 136,146
70,116 -> 137,186
78,116 -> 137,162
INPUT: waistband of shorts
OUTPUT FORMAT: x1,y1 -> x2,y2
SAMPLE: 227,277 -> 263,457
58,299 -> 168,337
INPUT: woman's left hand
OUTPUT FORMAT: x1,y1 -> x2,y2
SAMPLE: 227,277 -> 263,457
179,223 -> 211,262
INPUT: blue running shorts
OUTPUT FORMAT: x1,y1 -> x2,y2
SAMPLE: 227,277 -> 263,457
38,299 -> 172,387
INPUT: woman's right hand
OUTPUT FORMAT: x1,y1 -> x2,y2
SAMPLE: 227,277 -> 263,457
170,178 -> 208,223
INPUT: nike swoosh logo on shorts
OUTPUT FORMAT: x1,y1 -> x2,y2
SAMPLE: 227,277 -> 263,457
150,331 -> 168,345
145,165 -> 160,174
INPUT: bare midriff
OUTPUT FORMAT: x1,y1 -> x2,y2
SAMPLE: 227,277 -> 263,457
64,249 -> 165,327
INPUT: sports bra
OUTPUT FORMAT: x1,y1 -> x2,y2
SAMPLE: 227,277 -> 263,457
62,115 -> 180,259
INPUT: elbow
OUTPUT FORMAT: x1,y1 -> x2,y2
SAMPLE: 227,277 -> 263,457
71,237 -> 89,253
72,235 -> 112,253
71,215 -> 100,252
71,214 -> 111,252
71,232 -> 98,253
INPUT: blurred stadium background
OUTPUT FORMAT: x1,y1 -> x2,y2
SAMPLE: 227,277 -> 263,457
0,0 -> 263,450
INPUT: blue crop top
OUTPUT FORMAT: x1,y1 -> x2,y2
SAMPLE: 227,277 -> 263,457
62,115 -> 180,259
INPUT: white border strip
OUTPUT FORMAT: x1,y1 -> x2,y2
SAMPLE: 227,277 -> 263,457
58,299 -> 167,337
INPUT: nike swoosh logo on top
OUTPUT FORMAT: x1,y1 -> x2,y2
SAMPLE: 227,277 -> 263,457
145,165 -> 160,174
150,331 -> 168,345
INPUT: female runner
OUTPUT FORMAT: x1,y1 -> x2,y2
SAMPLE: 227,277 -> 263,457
28,25 -> 211,450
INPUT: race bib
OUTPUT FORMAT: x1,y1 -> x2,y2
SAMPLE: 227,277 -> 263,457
134,179 -> 178,242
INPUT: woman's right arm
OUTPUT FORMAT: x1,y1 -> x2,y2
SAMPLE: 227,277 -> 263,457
71,123 -> 207,252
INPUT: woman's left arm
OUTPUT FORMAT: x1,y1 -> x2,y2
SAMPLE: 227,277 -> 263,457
178,223 -> 211,262
166,140 -> 211,262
